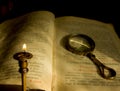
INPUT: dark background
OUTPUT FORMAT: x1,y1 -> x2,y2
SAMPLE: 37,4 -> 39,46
0,0 -> 120,37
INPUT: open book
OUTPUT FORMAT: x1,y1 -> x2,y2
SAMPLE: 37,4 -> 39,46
0,11 -> 120,91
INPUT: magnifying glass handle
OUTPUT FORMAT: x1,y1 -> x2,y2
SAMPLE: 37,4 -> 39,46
86,53 -> 116,80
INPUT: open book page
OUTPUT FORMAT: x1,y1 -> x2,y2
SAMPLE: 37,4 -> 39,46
53,16 -> 120,91
0,11 -> 55,91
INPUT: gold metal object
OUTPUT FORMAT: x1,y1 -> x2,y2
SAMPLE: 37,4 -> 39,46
13,52 -> 33,91
64,34 -> 116,80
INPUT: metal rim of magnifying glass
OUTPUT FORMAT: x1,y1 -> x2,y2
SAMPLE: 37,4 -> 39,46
66,34 -> 95,55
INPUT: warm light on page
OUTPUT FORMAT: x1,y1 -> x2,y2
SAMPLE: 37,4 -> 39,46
23,44 -> 27,52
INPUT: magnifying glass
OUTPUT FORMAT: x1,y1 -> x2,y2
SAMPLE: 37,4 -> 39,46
64,34 -> 116,80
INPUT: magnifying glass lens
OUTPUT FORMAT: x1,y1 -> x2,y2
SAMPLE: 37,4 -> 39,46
68,34 -> 94,55
69,36 -> 90,48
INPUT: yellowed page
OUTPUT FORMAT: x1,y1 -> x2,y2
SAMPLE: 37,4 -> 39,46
53,16 -> 120,91
0,11 -> 55,91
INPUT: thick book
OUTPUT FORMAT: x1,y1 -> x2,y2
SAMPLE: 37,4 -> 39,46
0,11 -> 120,91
